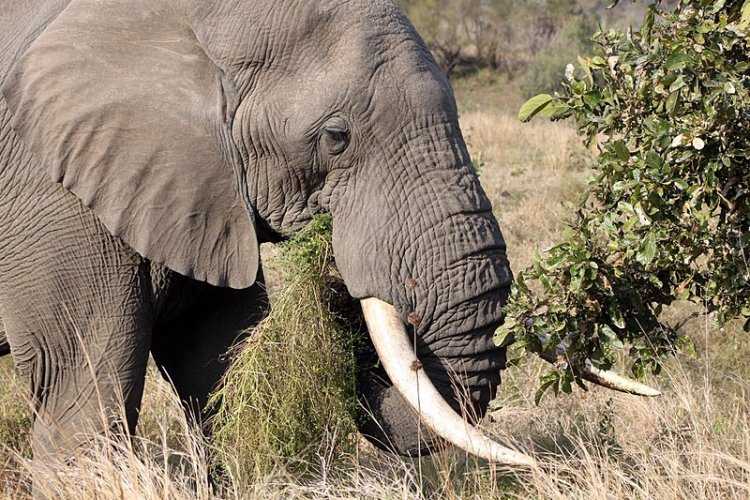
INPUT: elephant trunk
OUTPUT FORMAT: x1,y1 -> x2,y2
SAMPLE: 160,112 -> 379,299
328,116 -> 517,458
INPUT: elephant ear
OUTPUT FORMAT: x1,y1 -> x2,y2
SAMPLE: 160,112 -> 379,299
1,0 -> 258,289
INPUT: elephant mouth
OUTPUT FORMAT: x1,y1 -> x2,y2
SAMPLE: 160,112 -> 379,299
360,297 -> 661,467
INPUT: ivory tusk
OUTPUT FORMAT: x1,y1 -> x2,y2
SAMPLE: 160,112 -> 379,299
360,297 -> 535,467
580,361 -> 662,397
537,334 -> 661,397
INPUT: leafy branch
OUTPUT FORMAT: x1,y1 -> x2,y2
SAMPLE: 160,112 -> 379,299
500,0 -> 750,400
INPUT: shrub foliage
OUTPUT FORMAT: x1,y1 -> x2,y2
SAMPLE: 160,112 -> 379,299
500,0 -> 750,398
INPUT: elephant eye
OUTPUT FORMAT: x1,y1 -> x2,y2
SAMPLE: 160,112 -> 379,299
322,118 -> 350,156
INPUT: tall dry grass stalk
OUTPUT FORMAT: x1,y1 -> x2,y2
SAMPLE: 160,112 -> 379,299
6,377 -> 220,499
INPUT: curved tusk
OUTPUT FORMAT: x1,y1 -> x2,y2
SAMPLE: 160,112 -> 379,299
538,334 -> 661,397
360,297 -> 535,467
581,361 -> 662,397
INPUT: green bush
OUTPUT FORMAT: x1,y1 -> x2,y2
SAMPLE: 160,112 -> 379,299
502,0 -> 750,399
210,215 -> 358,479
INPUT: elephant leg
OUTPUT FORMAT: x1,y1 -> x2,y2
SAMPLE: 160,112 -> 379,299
0,184 -> 154,461
150,269 -> 269,425
4,310 -> 152,461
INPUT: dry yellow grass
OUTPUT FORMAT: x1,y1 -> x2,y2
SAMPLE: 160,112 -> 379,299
458,89 -> 589,271
0,82 -> 747,498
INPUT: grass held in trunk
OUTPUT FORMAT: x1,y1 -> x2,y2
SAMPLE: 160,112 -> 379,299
210,215 -> 359,479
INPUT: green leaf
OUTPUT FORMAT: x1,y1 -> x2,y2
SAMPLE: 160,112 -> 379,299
642,5 -> 656,46
518,94 -> 554,123
613,141 -> 631,162
741,0 -> 750,29
669,76 -> 686,93
538,101 -> 572,119
539,274 -> 553,291
613,179 -> 639,191
599,324 -> 624,349
599,323 -> 617,342
645,151 -> 664,169
570,81 -> 586,95
590,56 -> 606,67
637,233 -> 657,266
666,91 -> 680,114
665,52 -> 692,71
534,372 -> 560,405
561,373 -> 573,394
608,304 -> 625,329
494,324 -> 516,347
583,90 -> 602,108
577,56 -> 594,85
676,335 -> 697,357
707,0 -> 725,14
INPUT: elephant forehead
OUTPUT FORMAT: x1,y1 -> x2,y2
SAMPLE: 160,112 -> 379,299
194,0 -> 427,86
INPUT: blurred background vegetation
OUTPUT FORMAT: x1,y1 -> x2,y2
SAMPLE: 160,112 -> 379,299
395,0 -> 671,95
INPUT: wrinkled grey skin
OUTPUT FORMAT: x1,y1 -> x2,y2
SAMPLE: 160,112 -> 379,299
0,0 -> 512,460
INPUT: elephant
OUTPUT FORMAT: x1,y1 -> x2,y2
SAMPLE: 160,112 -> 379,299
0,0 -> 655,467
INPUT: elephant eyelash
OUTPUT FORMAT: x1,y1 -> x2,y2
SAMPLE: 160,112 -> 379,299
325,129 -> 348,142
322,127 -> 350,155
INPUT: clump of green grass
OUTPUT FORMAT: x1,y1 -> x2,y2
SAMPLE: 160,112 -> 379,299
210,215 -> 359,480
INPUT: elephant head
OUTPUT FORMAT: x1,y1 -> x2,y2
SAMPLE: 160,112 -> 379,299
2,0 -> 655,464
